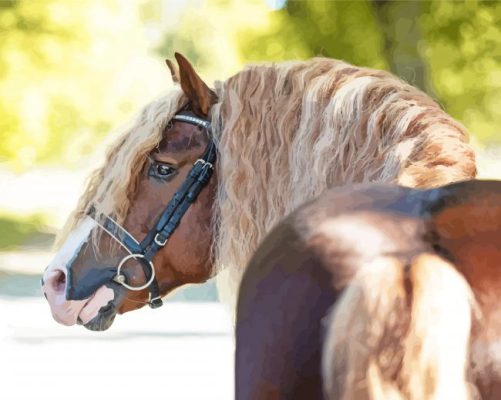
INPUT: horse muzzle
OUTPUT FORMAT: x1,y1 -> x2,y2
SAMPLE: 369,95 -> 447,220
42,264 -> 117,327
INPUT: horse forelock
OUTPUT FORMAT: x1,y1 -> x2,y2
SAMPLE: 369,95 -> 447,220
56,87 -> 187,248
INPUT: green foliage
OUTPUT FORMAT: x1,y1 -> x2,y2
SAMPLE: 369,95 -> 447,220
0,0 -> 79,166
372,1 -> 433,93
0,213 -> 53,250
240,1 -> 387,70
152,0 -> 253,82
1,0 -> 500,172
421,1 -> 501,143
0,0 -> 161,170
222,0 -> 501,144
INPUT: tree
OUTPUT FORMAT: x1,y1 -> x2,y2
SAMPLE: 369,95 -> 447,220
372,0 -> 434,95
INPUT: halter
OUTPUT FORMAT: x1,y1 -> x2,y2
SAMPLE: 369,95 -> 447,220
87,111 -> 216,309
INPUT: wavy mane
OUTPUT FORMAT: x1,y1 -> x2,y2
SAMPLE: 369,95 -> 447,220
58,58 -> 476,304
213,58 -> 475,304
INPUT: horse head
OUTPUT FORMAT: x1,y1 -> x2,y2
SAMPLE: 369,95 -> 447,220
42,53 -> 219,331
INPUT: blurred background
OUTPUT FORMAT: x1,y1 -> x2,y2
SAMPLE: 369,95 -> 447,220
1,1 -> 500,399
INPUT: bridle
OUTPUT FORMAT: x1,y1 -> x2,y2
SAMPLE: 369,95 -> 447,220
87,111 -> 216,309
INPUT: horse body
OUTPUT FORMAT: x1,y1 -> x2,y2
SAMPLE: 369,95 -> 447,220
236,184 -> 426,399
236,220 -> 338,399
236,180 -> 501,399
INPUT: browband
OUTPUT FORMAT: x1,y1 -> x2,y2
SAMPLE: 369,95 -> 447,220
172,114 -> 211,130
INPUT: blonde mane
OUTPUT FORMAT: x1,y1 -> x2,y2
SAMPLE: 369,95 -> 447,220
59,58 -> 476,304
213,58 -> 475,303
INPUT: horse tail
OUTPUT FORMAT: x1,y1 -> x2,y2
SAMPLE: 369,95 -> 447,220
322,253 -> 474,400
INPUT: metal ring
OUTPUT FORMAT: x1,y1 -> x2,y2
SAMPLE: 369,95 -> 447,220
115,254 -> 155,291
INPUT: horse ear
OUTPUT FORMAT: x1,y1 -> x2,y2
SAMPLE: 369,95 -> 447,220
174,52 -> 217,117
165,59 -> 180,84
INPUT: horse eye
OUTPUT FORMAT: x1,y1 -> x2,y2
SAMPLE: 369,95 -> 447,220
156,164 -> 175,176
149,161 -> 177,179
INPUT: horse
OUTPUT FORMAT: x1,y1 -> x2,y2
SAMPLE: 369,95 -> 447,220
235,179 -> 501,400
42,52 -> 476,330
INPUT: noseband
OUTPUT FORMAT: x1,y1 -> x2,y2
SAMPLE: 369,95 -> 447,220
87,111 -> 216,309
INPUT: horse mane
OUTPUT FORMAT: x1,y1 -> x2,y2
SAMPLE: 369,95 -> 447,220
58,58 -> 476,300
212,58 -> 475,300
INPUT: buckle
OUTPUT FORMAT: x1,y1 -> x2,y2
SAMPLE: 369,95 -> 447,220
194,159 -> 213,169
148,295 -> 163,309
154,233 -> 168,246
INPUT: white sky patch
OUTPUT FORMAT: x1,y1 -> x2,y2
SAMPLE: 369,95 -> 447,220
265,0 -> 287,10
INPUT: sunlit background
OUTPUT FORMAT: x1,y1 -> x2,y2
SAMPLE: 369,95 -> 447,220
1,1 -> 501,399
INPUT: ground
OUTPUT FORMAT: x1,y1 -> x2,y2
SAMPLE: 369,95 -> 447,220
2,298 -> 233,400
0,242 -> 232,400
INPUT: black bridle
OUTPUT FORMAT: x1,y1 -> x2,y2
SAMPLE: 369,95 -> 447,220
87,111 -> 216,309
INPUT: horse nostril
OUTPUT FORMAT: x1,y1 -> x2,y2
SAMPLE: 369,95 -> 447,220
56,271 -> 66,291
49,270 -> 67,293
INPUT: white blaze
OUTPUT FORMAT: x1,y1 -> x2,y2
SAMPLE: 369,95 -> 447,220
46,216 -> 96,274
